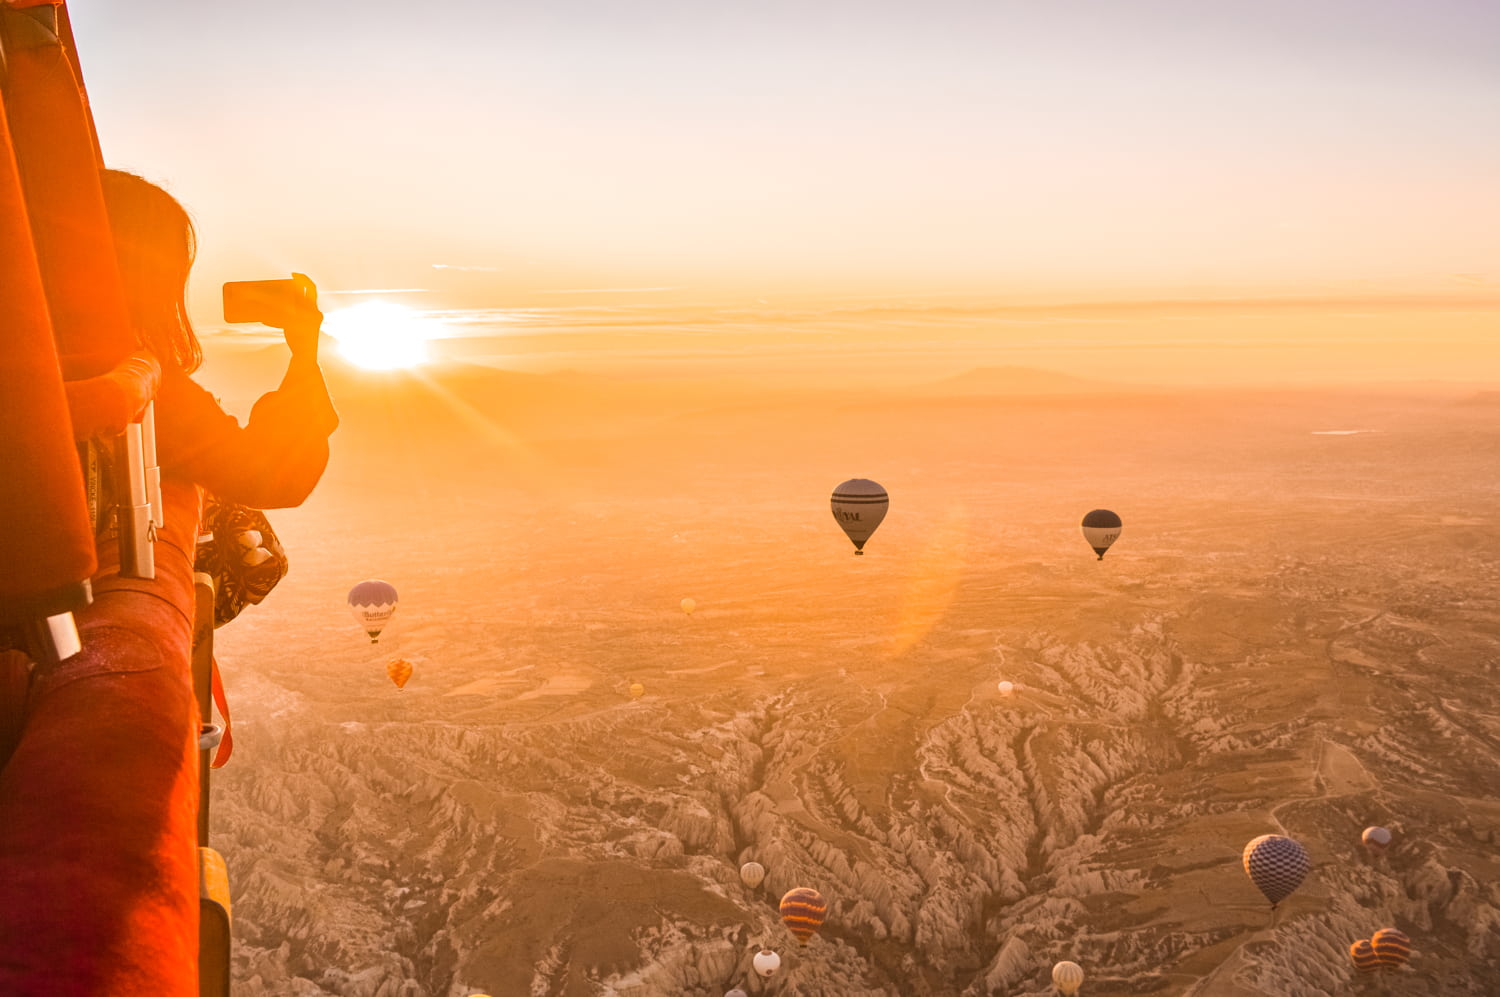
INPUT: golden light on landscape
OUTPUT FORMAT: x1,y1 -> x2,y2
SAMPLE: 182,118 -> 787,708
324,301 -> 437,371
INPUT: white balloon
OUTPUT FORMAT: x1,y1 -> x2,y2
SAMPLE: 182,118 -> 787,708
831,478 -> 888,554
997,680 -> 1015,696
753,949 -> 781,978
740,861 -> 766,889
1052,960 -> 1085,994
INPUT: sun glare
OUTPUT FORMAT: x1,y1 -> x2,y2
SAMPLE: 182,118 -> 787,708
324,301 -> 437,371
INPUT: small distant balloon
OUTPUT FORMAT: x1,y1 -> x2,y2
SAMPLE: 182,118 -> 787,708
386,658 -> 413,690
831,479 -> 888,555
1361,825 -> 1392,855
1052,960 -> 1085,995
726,990 -> 748,997
752,948 -> 781,978
348,579 -> 398,642
1080,509 -> 1122,561
681,597 -> 696,615
779,887 -> 827,945
997,680 -> 1015,696
629,682 -> 645,700
1242,834 -> 1311,909
1371,928 -> 1411,969
1349,939 -> 1380,974
740,861 -> 766,889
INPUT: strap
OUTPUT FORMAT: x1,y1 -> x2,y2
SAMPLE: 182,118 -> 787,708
209,656 -> 232,768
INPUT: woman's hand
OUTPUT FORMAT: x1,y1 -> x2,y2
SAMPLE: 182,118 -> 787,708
274,272 -> 323,361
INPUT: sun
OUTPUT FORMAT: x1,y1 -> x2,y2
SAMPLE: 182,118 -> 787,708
323,301 -> 438,370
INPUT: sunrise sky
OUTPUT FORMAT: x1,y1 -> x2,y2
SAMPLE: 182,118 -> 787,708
66,0 -> 1498,383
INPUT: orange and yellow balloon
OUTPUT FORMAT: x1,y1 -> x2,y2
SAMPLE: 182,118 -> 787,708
386,658 -> 413,690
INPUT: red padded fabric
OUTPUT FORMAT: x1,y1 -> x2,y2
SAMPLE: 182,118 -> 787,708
3,29 -> 135,377
0,95 -> 96,602
0,481 -> 201,997
63,350 -> 162,442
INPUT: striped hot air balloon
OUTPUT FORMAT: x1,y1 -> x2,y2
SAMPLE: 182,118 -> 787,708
739,861 -> 765,889
779,887 -> 828,945
1349,939 -> 1380,974
1051,960 -> 1085,994
1242,834 -> 1311,909
1080,509 -> 1122,560
1361,825 -> 1392,856
1371,928 -> 1411,970
831,479 -> 888,555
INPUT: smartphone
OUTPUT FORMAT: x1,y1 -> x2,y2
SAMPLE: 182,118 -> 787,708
222,273 -> 317,326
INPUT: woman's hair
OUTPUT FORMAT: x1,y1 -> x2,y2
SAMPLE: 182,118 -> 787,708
100,169 -> 202,373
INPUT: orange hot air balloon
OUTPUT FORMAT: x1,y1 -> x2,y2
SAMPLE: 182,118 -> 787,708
1349,939 -> 1380,974
386,658 -> 413,690
779,887 -> 827,945
1371,928 -> 1411,970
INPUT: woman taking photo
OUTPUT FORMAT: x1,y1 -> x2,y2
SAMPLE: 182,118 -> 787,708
0,169 -> 338,996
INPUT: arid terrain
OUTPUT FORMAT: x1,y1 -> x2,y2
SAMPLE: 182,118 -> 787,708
202,360 -> 1500,995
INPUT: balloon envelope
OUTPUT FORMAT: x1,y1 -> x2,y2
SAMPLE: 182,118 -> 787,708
752,949 -> 780,977
1081,509 -> 1122,560
831,479 -> 888,554
740,861 -> 765,889
1371,928 -> 1411,969
386,658 -> 413,689
1052,960 -> 1085,995
1242,834 -> 1311,908
1361,825 -> 1392,854
779,886 -> 828,945
680,597 -> 696,615
348,579 -> 398,642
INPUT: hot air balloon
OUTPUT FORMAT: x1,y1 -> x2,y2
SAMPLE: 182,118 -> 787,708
831,479 -> 888,555
1371,928 -> 1411,970
726,990 -> 748,997
386,658 -> 413,689
997,680 -> 1015,696
740,861 -> 766,889
348,579 -> 398,642
779,887 -> 827,945
680,597 -> 696,615
1361,825 -> 1392,856
1242,834 -> 1311,909
1349,939 -> 1380,974
1081,509 -> 1122,560
629,682 -> 645,700
752,949 -> 781,978
1052,960 -> 1085,995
